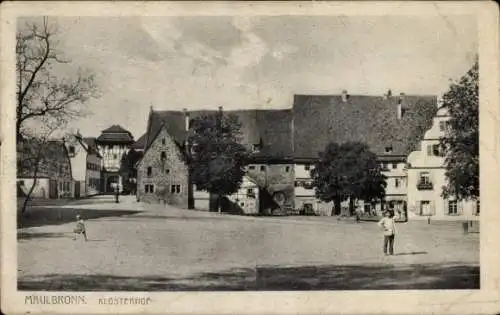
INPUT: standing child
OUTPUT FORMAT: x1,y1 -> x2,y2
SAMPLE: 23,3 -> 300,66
377,210 -> 396,255
73,215 -> 87,241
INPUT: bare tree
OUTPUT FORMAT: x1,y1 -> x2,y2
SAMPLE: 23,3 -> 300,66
16,17 -> 98,140
16,17 -> 98,215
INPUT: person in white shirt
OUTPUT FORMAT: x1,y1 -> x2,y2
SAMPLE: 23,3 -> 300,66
378,210 -> 396,255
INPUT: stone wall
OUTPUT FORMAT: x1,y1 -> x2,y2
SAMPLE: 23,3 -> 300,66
137,126 -> 188,207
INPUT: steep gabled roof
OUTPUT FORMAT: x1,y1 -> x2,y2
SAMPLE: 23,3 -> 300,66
96,124 -> 134,143
292,94 -> 437,159
17,140 -> 71,178
81,137 -> 101,157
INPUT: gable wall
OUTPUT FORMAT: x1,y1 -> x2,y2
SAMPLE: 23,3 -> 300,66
137,126 -> 188,207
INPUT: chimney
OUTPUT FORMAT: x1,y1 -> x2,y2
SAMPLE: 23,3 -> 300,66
183,108 -> 190,131
341,90 -> 349,102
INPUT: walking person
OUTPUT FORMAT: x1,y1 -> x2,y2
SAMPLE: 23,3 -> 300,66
378,210 -> 396,255
73,215 -> 87,241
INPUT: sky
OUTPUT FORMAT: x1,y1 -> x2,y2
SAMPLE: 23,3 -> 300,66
20,15 -> 477,140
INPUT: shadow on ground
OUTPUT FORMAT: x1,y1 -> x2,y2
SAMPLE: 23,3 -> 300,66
18,208 -> 143,229
18,232 -> 73,240
18,263 -> 479,291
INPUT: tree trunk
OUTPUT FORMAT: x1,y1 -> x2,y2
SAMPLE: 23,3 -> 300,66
21,181 -> 37,215
349,198 -> 355,216
332,197 -> 341,216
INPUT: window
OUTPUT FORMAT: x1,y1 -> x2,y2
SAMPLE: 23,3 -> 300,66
395,178 -> 401,188
448,200 -> 458,215
19,180 -> 25,186
113,154 -> 117,159
165,169 -> 170,174
427,144 -> 442,157
249,165 -> 255,170
381,163 -> 388,170
439,121 -> 450,132
252,144 -> 260,152
294,181 -> 299,187
171,184 -> 181,194
145,184 -> 154,193
285,166 -> 290,173
304,164 -> 311,171
147,167 -> 152,177
69,146 -> 75,155
160,151 -> 166,161
260,165 -> 266,172
246,188 -> 255,197
476,200 -> 480,216
162,138 -> 166,145
419,172 -> 431,184
392,163 -> 398,169
385,146 -> 393,153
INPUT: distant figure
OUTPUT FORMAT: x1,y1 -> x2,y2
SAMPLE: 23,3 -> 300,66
377,210 -> 396,255
355,208 -> 361,223
73,215 -> 87,241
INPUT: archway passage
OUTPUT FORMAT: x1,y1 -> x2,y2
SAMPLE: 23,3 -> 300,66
106,176 -> 119,193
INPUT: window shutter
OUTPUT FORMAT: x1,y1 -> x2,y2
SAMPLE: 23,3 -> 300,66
443,199 -> 448,214
427,145 -> 432,156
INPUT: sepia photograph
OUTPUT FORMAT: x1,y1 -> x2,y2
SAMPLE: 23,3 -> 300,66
1,1 -> 499,314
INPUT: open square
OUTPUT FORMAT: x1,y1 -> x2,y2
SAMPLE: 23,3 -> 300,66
18,196 -> 479,291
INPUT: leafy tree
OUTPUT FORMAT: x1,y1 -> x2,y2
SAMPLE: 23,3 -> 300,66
119,149 -> 144,194
310,142 -> 387,216
440,59 -> 479,200
188,111 -> 249,211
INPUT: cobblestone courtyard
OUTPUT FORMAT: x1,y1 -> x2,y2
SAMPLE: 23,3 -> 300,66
17,196 -> 479,290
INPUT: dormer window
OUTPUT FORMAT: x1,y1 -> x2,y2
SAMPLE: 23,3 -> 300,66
439,121 -> 450,132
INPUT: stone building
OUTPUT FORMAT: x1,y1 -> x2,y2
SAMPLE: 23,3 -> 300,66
136,123 -> 188,206
136,107 -> 294,213
136,91 -> 438,218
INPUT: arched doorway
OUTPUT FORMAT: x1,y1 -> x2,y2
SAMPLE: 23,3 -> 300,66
106,176 -> 119,193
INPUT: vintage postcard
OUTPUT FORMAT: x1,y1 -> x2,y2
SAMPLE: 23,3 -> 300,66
1,1 -> 499,314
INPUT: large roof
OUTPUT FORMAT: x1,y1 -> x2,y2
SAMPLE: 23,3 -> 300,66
145,93 -> 436,161
17,140 -> 69,178
96,125 -> 134,143
293,94 -> 437,159
146,109 -> 293,159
